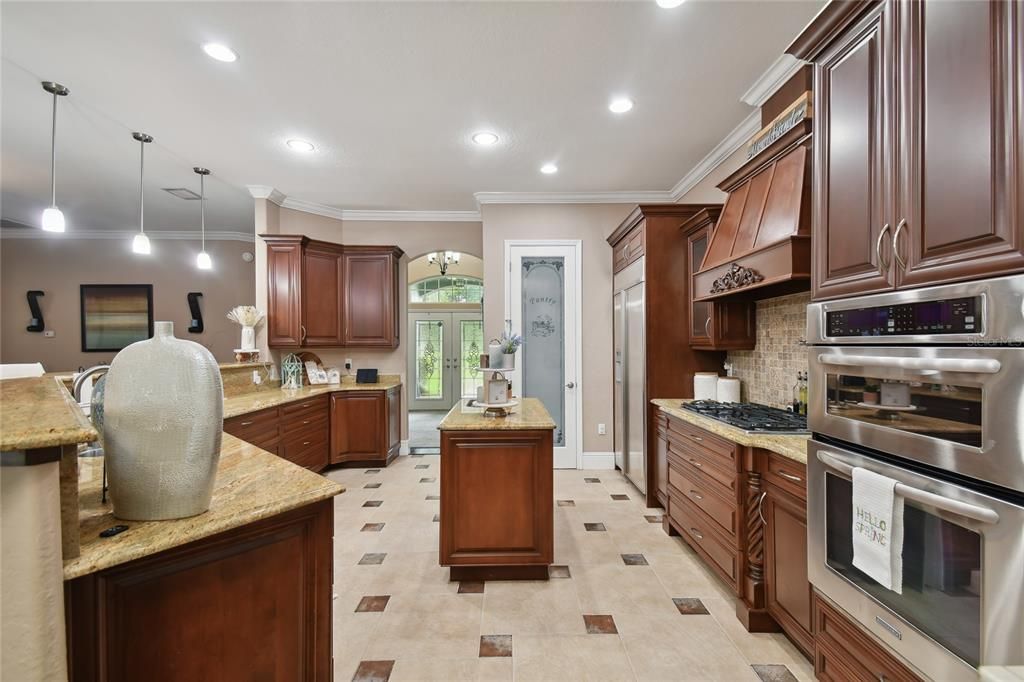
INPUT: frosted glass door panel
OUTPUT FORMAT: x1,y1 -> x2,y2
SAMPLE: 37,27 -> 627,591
522,257 -> 565,446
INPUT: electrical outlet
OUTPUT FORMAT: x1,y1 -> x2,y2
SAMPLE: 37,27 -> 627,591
598,423 -> 606,435
43,330 -> 55,338
345,358 -> 353,370
252,370 -> 262,385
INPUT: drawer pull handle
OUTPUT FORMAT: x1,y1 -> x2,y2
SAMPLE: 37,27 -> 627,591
777,471 -> 803,483
688,435 -> 703,442
688,528 -> 703,540
240,421 -> 253,426
301,403 -> 311,408
302,441 -> 311,446
302,420 -> 311,425
687,458 -> 702,468
689,490 -> 703,500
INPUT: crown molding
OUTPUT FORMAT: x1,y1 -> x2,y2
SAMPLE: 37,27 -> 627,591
246,185 -> 286,204
740,53 -> 806,107
341,209 -> 481,222
473,190 -> 673,205
668,110 -> 761,201
0,228 -> 255,242
279,196 -> 346,220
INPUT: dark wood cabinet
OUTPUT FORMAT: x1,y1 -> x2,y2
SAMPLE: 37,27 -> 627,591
342,246 -> 402,347
682,209 -> 756,351
763,454 -> 813,658
224,395 -> 329,472
813,592 -> 923,682
261,236 -> 403,349
793,0 -> 1024,299
439,427 -> 553,580
65,500 -> 334,682
329,386 -> 401,467
895,0 -> 1024,288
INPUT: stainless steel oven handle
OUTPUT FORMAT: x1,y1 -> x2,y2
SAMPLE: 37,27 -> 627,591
816,450 -> 1000,525
817,354 -> 1002,375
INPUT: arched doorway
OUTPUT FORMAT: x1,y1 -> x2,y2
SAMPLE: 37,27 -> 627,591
406,252 -> 483,453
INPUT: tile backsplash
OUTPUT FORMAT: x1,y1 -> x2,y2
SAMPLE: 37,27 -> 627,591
726,291 -> 810,408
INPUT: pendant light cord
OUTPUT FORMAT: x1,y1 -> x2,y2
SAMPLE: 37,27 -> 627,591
139,138 -> 145,234
49,90 -> 58,208
200,172 -> 206,251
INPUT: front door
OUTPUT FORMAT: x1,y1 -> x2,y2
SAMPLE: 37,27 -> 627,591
407,311 -> 484,412
506,242 -> 581,469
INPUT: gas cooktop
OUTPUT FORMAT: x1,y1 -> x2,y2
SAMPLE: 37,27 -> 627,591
681,400 -> 809,434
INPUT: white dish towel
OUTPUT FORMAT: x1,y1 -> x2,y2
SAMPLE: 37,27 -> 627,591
852,467 -> 905,594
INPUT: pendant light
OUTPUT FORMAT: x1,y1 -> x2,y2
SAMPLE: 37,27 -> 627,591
194,167 -> 212,270
41,81 -> 70,232
131,132 -> 153,254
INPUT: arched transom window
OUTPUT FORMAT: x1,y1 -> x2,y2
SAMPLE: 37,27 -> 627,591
409,276 -> 483,304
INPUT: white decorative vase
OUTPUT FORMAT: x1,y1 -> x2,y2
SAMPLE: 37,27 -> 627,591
499,352 -> 515,369
103,321 -> 224,520
240,325 -> 256,351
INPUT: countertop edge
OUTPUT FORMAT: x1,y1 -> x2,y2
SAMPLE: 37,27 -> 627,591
0,376 -> 98,451
438,398 -> 557,431
651,399 -> 809,465
223,379 -> 402,419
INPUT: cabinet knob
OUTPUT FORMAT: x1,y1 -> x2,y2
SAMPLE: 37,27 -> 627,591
240,421 -> 253,426
302,441 -> 311,446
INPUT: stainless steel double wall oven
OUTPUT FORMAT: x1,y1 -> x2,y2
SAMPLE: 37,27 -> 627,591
806,275 -> 1024,680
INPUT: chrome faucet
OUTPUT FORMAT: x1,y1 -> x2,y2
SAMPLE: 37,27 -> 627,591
73,364 -> 110,407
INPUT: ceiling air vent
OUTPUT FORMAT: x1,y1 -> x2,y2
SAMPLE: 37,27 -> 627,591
162,188 -> 201,200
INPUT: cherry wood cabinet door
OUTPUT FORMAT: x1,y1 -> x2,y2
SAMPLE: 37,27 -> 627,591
265,239 -> 303,347
330,392 -> 384,463
764,482 -> 813,658
811,2 -> 896,300
343,249 -> 399,347
895,0 -> 1024,288
301,243 -> 344,346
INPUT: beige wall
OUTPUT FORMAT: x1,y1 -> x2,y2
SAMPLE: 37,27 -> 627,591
258,207 -> 484,441
0,237 -> 256,371
480,203 -> 633,453
675,144 -> 748,205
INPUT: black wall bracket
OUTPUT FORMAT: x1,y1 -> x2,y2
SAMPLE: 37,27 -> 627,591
187,292 -> 204,333
26,290 -> 45,332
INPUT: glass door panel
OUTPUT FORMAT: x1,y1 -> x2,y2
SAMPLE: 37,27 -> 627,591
407,311 -> 483,412
456,315 -> 484,399
521,256 -> 566,447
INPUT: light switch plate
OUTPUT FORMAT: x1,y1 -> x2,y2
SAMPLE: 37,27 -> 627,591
598,423 -> 606,435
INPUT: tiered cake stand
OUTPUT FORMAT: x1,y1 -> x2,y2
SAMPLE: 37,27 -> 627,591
476,367 -> 519,417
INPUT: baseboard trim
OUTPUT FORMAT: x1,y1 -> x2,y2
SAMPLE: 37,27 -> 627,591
400,440 -> 410,456
581,451 -> 615,470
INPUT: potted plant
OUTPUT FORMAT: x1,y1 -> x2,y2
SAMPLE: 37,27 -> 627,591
862,383 -> 880,405
497,330 -> 523,369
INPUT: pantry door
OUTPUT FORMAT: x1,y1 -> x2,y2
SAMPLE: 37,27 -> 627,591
505,241 -> 582,469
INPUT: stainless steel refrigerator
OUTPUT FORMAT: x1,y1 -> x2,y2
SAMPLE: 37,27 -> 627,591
613,258 -> 646,494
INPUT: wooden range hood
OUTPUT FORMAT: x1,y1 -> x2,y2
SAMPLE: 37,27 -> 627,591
692,116 -> 812,302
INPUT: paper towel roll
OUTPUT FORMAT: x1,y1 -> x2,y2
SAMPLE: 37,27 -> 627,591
694,372 -> 719,401
718,377 -> 741,403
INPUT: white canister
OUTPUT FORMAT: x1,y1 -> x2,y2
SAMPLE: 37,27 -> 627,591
694,372 -> 719,401
718,377 -> 741,403
488,342 -> 504,369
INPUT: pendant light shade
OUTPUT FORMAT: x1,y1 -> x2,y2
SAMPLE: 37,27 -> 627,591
132,132 -> 153,255
194,167 -> 213,270
41,81 -> 70,232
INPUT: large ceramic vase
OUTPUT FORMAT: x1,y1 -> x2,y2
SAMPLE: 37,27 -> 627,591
103,321 -> 224,520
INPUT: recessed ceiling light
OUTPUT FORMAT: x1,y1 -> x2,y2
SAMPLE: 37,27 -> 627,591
202,43 -> 238,62
656,0 -> 686,7
609,97 -> 634,114
472,131 -> 499,146
286,139 -> 315,153
540,163 -> 558,175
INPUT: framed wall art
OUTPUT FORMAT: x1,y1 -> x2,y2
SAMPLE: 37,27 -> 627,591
80,284 -> 154,352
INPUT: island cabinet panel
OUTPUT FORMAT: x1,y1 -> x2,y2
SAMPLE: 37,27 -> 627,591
329,386 -> 401,467
65,500 -> 334,682
260,236 -> 403,348
342,247 -> 402,347
440,429 -> 553,580
762,453 -> 813,658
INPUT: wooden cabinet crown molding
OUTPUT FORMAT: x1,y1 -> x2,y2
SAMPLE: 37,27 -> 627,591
787,0 -> 883,61
607,204 -> 717,246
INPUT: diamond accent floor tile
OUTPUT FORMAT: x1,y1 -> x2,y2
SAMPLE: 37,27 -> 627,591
415,464 -> 430,469
584,477 -> 601,483
361,523 -> 385,532
548,565 -> 571,579
351,660 -> 394,682
556,499 -> 575,507
673,597 -> 710,615
419,477 -> 436,483
425,494 -> 440,500
357,553 -> 387,565
752,664 -> 798,682
583,614 -> 618,634
621,553 -> 648,566
364,482 -> 382,489
479,634 -> 513,657
644,514 -> 663,523
364,469 -> 380,474
432,514 -> 440,522
610,494 -> 629,501
458,581 -> 485,594
355,595 -> 390,613
584,522 -> 606,532
362,500 -> 383,508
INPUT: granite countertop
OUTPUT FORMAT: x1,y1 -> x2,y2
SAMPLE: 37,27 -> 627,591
439,397 -> 556,431
652,399 -> 809,464
223,375 -> 402,418
0,376 -> 98,451
64,433 -> 344,580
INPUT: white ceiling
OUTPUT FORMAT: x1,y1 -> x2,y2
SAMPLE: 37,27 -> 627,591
1,1 -> 823,232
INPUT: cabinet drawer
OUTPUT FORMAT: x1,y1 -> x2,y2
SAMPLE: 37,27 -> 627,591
246,427 -> 281,455
764,452 -> 807,502
666,417 -> 737,463
281,429 -> 328,471
280,395 -> 328,421
224,407 -> 279,441
813,593 -> 922,682
667,466 -> 738,542
280,411 -> 328,440
667,445 -> 737,495
668,496 -> 739,591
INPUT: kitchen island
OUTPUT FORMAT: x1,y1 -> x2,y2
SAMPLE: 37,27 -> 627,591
438,397 -> 556,581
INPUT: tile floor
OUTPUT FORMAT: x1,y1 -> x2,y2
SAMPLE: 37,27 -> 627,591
325,455 -> 814,682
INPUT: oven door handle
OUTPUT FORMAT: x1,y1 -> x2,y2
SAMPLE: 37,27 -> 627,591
817,354 -> 1001,375
816,451 -> 1000,525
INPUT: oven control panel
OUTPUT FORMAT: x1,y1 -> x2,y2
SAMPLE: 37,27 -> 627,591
826,296 -> 979,337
